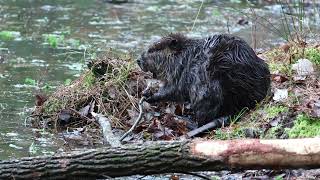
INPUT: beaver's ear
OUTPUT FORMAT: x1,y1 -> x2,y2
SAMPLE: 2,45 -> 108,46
167,33 -> 186,52
168,38 -> 185,53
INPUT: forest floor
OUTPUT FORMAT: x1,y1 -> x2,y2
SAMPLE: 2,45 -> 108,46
31,41 -> 320,179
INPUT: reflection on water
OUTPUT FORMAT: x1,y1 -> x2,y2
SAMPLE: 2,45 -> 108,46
0,0 -> 319,159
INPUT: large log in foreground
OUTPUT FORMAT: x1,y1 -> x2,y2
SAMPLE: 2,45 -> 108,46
1,138 -> 320,179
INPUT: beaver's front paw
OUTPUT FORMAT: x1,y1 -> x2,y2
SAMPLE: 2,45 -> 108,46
142,88 -> 153,98
142,88 -> 157,103
145,95 -> 158,103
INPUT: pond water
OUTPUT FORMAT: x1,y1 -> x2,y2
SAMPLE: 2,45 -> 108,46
0,0 -> 319,159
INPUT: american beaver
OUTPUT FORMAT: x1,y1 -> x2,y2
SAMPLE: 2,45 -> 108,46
137,33 -> 270,126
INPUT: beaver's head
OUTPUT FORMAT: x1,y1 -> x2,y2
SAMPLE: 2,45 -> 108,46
137,33 -> 188,79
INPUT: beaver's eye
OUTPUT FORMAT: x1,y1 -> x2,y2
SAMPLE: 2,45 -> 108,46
169,39 -> 178,48
168,39 -> 182,54
147,48 -> 155,53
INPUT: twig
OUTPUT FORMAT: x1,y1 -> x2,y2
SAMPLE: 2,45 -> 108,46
67,108 -> 94,122
120,97 -> 145,141
183,116 -> 229,138
190,0 -> 204,32
250,8 -> 257,51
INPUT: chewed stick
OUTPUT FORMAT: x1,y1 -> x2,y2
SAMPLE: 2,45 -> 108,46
120,96 -> 146,142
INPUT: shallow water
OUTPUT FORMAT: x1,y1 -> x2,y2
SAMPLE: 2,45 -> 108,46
0,0 -> 319,159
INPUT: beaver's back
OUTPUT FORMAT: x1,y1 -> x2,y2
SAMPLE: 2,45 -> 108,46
205,34 -> 270,117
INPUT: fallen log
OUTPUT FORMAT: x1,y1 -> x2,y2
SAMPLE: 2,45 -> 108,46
1,138 -> 320,179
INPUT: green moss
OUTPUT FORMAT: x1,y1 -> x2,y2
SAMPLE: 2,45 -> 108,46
269,62 -> 293,76
43,98 -> 64,114
275,175 -> 284,180
44,34 -> 64,48
0,31 -> 18,41
24,77 -> 37,86
305,47 -> 320,65
214,127 -> 246,140
286,114 -> 320,138
265,105 -> 288,119
83,71 -> 96,88
64,79 -> 72,85
211,176 -> 220,180
264,126 -> 281,139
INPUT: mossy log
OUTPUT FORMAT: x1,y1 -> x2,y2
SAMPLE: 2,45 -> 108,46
1,138 -> 320,179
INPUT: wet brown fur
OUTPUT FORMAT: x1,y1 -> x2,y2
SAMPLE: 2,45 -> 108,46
137,33 -> 270,126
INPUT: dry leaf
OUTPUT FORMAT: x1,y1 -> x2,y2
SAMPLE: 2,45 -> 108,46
280,43 -> 290,53
292,59 -> 314,76
273,88 -> 288,102
271,74 -> 288,83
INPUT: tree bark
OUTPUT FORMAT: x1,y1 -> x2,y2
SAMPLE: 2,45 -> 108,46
1,138 -> 320,179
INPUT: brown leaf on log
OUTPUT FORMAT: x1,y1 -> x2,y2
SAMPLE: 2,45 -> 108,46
271,74 -> 288,83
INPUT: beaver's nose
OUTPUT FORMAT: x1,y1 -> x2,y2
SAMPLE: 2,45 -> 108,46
136,58 -> 142,66
136,52 -> 145,65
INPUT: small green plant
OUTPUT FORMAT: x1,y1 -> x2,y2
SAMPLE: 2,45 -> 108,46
231,107 -> 248,123
0,31 -> 20,41
305,48 -> 320,65
42,83 -> 53,92
214,127 -> 245,140
83,71 -> 95,88
44,34 -> 64,48
211,176 -> 220,180
264,125 -> 281,139
24,78 -> 37,86
275,175 -> 284,180
268,62 -> 292,75
286,114 -> 320,138
214,129 -> 229,140
265,105 -> 288,119
64,78 -> 72,85
43,98 -> 64,114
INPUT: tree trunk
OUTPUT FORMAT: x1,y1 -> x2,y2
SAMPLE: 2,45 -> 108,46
1,138 -> 320,179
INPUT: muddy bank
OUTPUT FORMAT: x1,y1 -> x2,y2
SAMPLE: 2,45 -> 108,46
31,43 -> 320,142
30,42 -> 320,179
